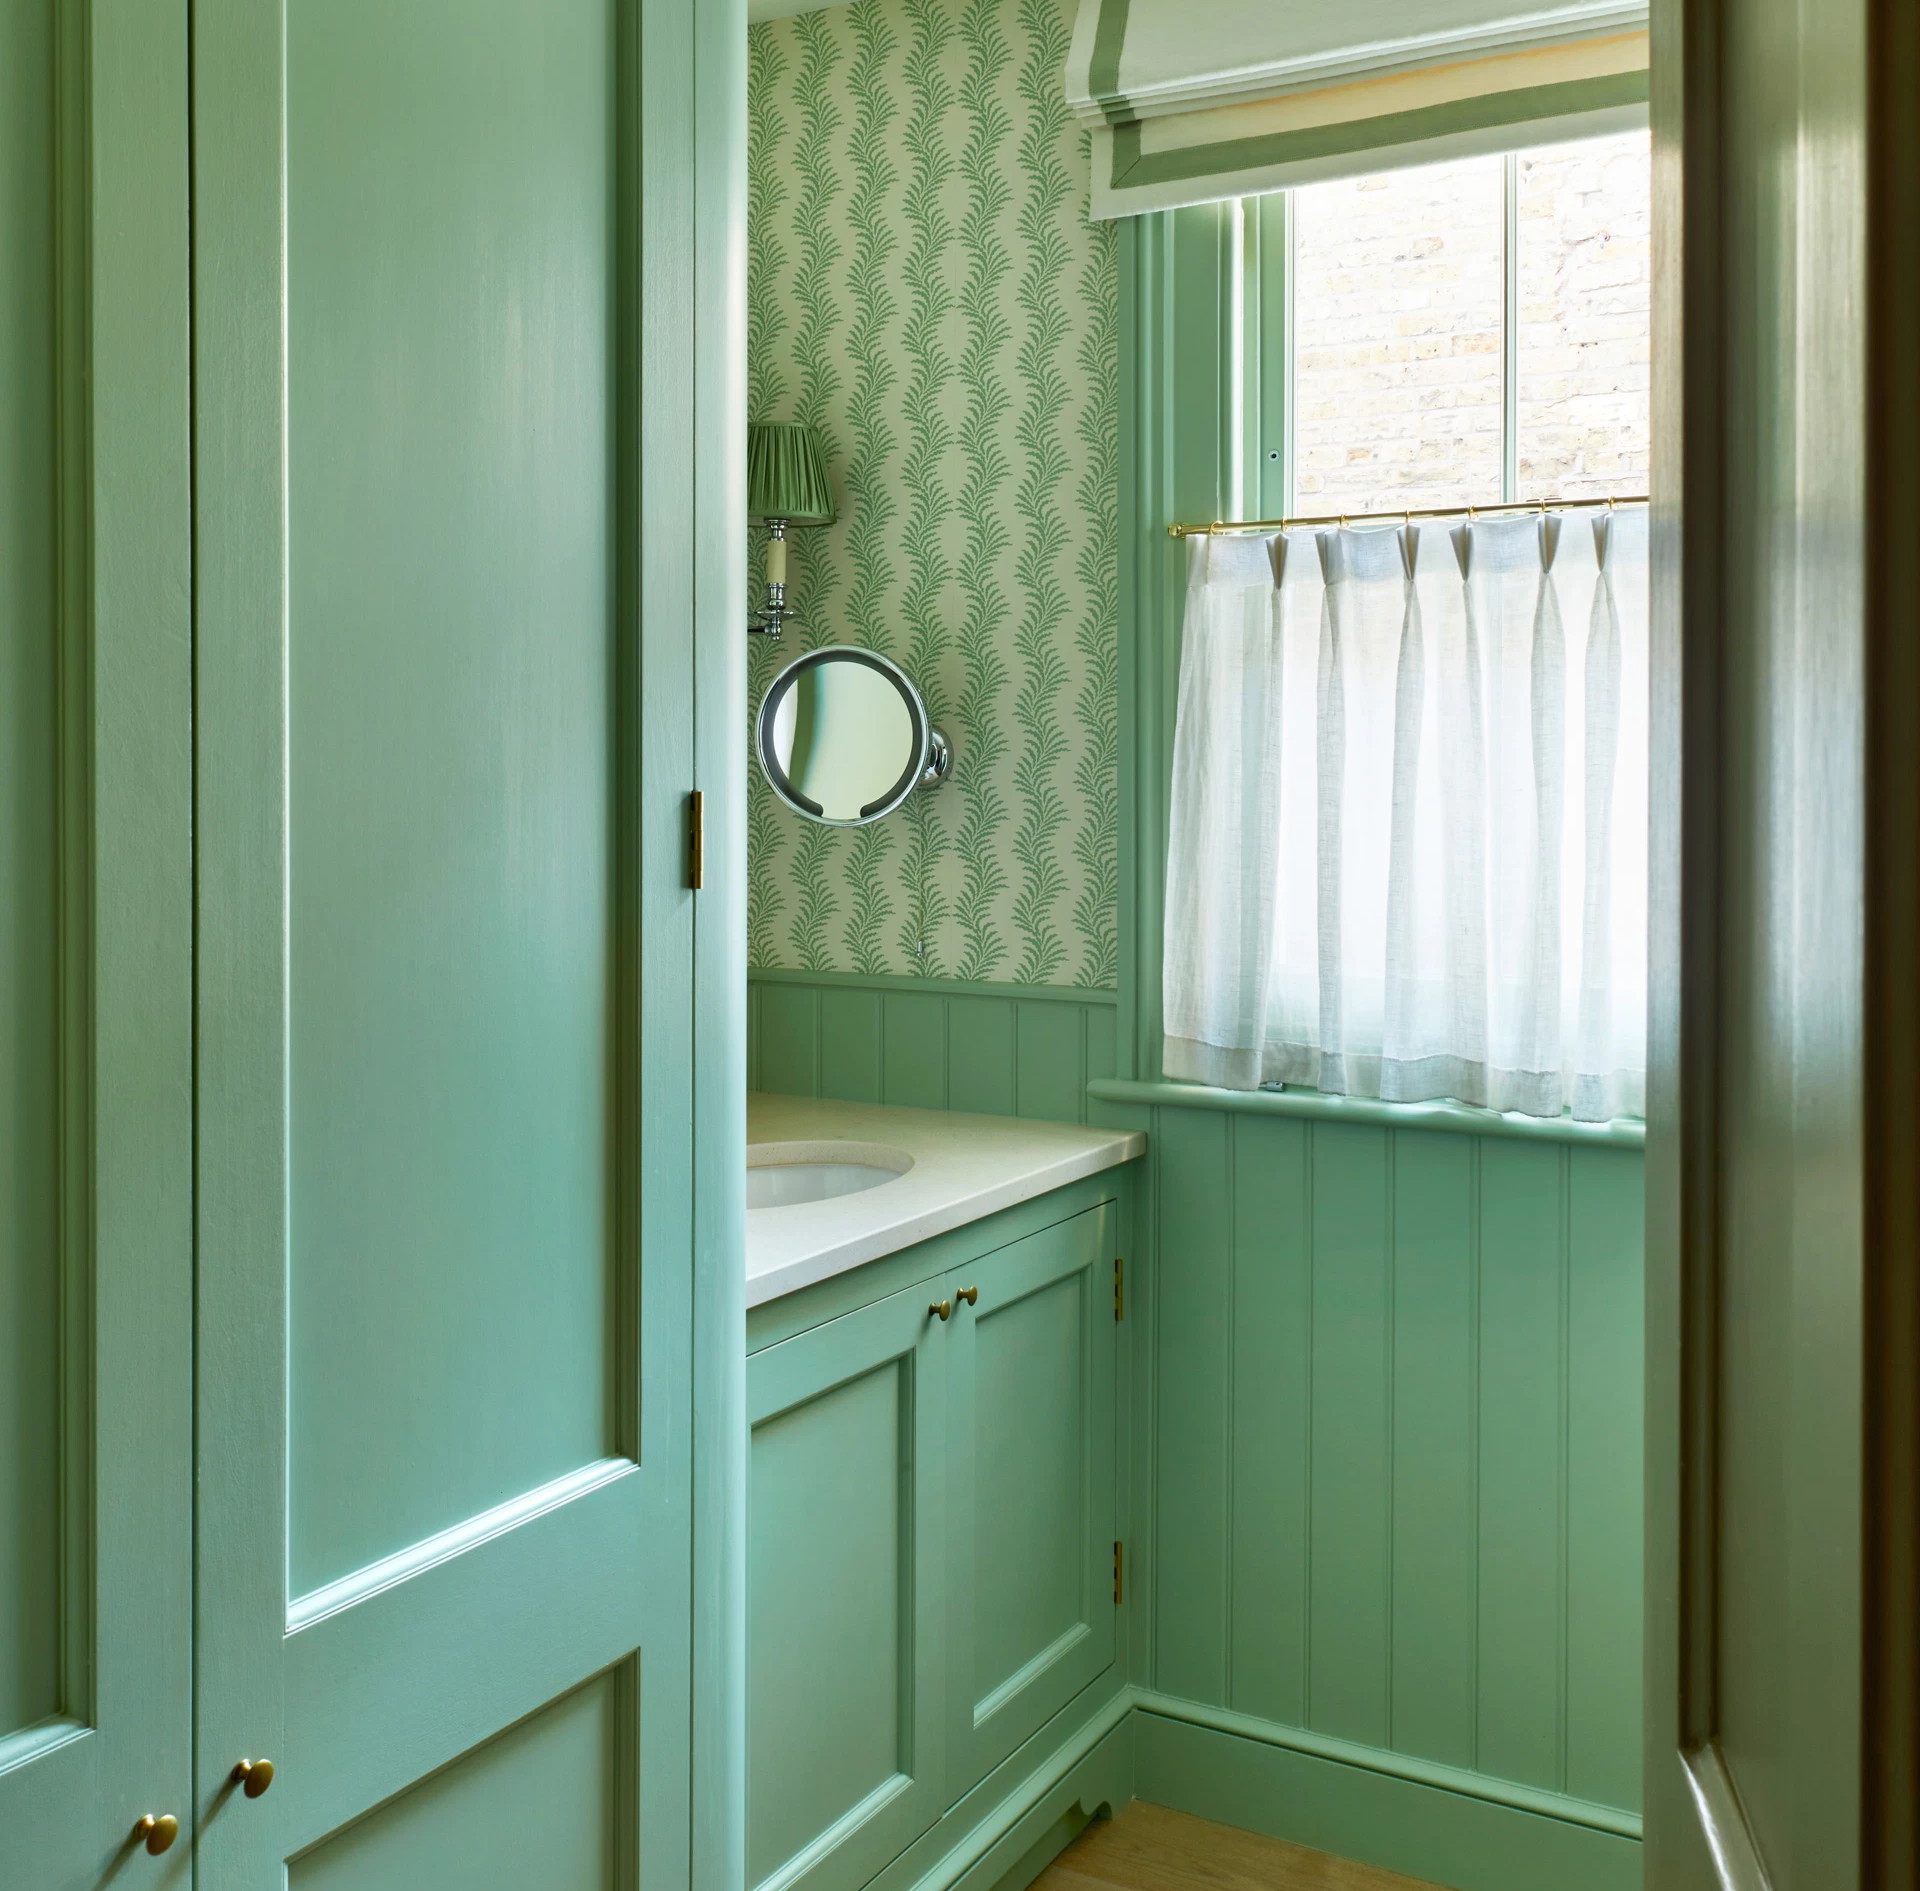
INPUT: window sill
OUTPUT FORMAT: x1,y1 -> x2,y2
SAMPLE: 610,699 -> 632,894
1085,1076 -> 1646,1150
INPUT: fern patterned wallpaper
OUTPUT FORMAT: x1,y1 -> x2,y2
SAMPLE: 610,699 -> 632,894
746,0 -> 1118,988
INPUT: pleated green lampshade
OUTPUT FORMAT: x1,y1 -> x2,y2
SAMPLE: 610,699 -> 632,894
747,422 -> 836,524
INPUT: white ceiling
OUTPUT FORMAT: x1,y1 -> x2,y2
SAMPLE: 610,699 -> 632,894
747,0 -> 844,21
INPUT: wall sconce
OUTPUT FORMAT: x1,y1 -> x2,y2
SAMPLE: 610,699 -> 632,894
748,421 -> 835,639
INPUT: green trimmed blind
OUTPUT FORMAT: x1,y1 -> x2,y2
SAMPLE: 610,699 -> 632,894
1065,0 -> 1648,217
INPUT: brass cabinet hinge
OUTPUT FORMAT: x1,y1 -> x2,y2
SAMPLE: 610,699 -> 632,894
1113,1540 -> 1123,1606
1113,1257 -> 1124,1321
688,790 -> 704,890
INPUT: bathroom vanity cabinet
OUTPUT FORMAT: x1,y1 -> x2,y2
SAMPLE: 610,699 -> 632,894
745,1102 -> 1141,1891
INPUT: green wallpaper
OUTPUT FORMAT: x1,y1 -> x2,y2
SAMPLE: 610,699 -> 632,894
747,0 -> 1118,987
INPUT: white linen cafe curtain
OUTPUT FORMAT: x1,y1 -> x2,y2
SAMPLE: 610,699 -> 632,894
1163,508 -> 1647,1122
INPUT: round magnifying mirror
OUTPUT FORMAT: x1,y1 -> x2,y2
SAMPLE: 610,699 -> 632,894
757,646 -> 953,826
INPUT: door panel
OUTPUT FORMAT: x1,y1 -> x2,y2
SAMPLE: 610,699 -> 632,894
747,1288 -> 947,1891
285,0 -> 619,1595
0,0 -> 195,1881
1649,0 -> 1920,1885
193,0 -> 699,1884
289,1671 -> 627,1891
946,1205 -> 1115,1790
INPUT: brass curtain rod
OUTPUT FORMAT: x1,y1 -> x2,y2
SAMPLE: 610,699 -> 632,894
1167,493 -> 1650,539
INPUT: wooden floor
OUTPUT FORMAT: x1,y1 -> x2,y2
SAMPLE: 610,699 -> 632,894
1032,1802 -> 1449,1891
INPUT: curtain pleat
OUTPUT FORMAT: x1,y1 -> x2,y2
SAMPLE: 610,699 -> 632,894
1162,507 -> 1648,1123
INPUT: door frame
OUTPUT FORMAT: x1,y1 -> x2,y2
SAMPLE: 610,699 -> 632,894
1645,0 -> 1920,1882
0,0 -> 195,1877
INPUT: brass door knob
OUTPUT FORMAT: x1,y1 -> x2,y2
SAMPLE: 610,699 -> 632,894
929,1299 -> 952,1321
956,1285 -> 977,1306
231,1757 -> 275,1798
134,1814 -> 179,1856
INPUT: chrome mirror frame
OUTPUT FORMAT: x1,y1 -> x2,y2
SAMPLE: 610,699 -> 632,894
756,645 -> 953,827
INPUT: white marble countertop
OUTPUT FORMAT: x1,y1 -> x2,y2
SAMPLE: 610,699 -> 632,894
746,1093 -> 1146,1309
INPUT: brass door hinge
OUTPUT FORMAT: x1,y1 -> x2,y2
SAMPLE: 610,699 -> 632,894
1113,1257 -> 1124,1321
688,790 -> 704,890
1113,1540 -> 1123,1606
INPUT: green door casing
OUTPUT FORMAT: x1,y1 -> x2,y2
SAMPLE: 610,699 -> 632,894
0,1 -> 195,1883
190,0 -> 719,1884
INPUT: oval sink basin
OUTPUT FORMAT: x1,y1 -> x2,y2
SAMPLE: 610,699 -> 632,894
747,1140 -> 913,1211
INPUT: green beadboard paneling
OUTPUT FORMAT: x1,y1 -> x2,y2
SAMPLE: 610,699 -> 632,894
821,987 -> 884,1103
1306,1126 -> 1394,1749
748,974 -> 1118,1124
1227,1117 -> 1311,1730
1143,1106 -> 1645,1821
882,992 -> 948,1111
746,0 -> 1117,989
1147,1105 -> 1232,1704
948,998 -> 1018,1117
1562,1150 -> 1646,1813
1387,1134 -> 1478,1771
1474,1142 -> 1570,1792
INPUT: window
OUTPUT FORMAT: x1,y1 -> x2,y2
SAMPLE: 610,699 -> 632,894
1161,132 -> 1651,1124
1241,130 -> 1651,519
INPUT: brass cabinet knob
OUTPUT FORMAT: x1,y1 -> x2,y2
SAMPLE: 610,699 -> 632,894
134,1814 -> 179,1856
231,1757 -> 275,1798
956,1285 -> 977,1306
929,1299 -> 952,1321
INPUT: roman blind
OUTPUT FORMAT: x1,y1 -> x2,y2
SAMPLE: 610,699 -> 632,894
1066,0 -> 1649,217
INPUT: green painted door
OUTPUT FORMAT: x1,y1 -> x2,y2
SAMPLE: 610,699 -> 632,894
0,1 -> 195,1883
746,1286 -> 949,1891
189,1 -> 706,1885
944,1206 -> 1116,1791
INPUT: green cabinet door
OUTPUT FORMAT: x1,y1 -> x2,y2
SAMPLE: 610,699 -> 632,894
189,1 -> 714,1885
944,1206 -> 1116,1790
0,1 -> 195,1882
747,1286 -> 949,1891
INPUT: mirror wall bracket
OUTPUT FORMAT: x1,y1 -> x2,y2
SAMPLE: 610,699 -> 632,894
922,728 -> 953,791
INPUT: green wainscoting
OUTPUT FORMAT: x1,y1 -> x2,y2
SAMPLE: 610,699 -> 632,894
1106,1095 -> 1643,1887
748,972 -> 1119,1124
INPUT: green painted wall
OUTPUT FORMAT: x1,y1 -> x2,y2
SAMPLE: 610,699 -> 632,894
743,34 -> 1648,1890
746,0 -> 1117,988
1128,1105 -> 1643,1823
748,971 -> 1117,1121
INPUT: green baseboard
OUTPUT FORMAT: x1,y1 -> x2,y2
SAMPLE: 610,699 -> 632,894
980,1806 -> 1096,1891
865,1683 -> 1135,1891
1133,1709 -> 1641,1891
